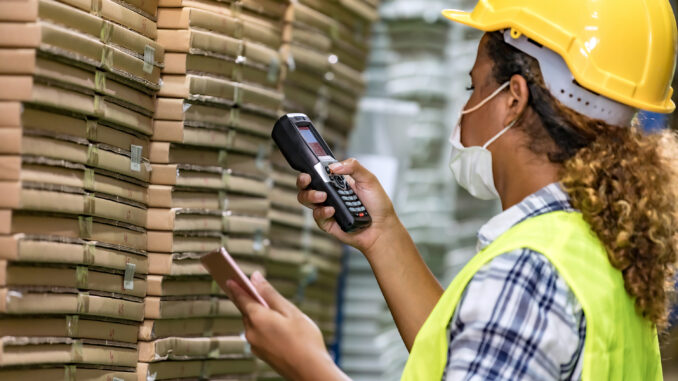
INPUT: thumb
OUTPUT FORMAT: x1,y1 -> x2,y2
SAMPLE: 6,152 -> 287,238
329,158 -> 375,184
251,271 -> 295,315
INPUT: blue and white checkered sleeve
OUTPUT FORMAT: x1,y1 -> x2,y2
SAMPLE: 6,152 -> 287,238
442,249 -> 586,381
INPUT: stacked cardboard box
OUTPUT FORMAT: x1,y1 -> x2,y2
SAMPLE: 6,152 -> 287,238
0,0 -> 380,378
281,0 -> 378,156
340,1 -> 500,379
266,159 -> 344,342
272,0 -> 379,356
0,0 -> 163,379
138,0 -> 286,378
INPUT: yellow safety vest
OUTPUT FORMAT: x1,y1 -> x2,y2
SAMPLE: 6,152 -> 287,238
401,211 -> 662,380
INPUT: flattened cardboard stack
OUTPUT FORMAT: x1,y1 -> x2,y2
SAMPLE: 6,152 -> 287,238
266,156 -> 344,344
0,0 -> 163,379
0,0 -> 380,378
282,0 -> 378,156
271,0 -> 379,364
139,0 -> 286,379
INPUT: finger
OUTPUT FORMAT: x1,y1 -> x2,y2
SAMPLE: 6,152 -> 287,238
227,280 -> 263,318
313,206 -> 336,232
297,189 -> 327,208
329,158 -> 375,184
296,173 -> 311,190
345,175 -> 356,188
251,271 -> 296,315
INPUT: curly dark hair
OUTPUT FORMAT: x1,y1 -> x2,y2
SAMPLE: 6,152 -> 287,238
484,31 -> 678,329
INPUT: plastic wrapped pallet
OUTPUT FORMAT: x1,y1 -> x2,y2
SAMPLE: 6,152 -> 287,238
0,0 -> 162,377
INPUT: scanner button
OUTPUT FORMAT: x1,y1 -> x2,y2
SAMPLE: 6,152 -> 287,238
349,207 -> 358,212
357,206 -> 366,212
341,196 -> 351,201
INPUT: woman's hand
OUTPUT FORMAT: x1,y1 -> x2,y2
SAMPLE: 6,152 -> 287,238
296,158 -> 402,255
227,271 -> 349,381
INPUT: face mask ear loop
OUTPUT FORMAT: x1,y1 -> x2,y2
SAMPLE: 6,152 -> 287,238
482,118 -> 518,149
461,81 -> 510,115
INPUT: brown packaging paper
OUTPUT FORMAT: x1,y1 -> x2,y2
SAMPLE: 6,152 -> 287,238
0,104 -> 152,156
0,316 -> 139,343
154,99 -> 274,137
147,253 -> 265,277
0,21 -> 161,89
0,76 -> 154,136
2,212 -> 147,252
143,296 -> 239,319
159,74 -> 283,112
0,187 -> 147,228
0,236 -> 149,274
136,358 -> 256,381
0,365 -> 136,381
138,335 -> 248,362
146,275 -> 224,296
0,55 -> 156,116
158,6 -> 282,49
138,317 -> 243,341
0,288 -> 145,321
147,185 -> 270,215
16,159 -> 148,205
11,133 -> 151,183
0,336 -> 138,367
0,261 -> 147,298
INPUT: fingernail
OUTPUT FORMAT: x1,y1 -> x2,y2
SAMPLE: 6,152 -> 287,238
328,163 -> 343,172
317,192 -> 327,201
252,271 -> 265,284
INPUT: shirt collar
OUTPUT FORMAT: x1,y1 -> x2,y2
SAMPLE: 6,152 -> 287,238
476,182 -> 574,251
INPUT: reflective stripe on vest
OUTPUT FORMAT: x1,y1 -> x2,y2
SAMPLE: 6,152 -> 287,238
401,211 -> 661,380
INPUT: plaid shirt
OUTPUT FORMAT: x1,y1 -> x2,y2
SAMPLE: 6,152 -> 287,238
443,183 -> 586,380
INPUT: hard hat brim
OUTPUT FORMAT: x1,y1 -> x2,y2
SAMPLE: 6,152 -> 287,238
441,9 -> 487,30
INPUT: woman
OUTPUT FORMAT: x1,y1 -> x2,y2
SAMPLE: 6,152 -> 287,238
226,1 -> 678,379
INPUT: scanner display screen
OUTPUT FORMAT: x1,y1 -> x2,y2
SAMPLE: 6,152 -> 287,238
298,126 -> 327,156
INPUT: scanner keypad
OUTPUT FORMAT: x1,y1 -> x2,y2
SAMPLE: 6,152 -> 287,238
330,176 -> 368,218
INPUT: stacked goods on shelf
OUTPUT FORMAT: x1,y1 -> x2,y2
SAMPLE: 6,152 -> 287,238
341,1 -> 497,379
263,152 -> 342,381
281,0 -> 379,156
261,157 -> 309,381
270,3 -> 380,364
266,156 -> 344,342
341,247 -> 408,381
138,0 -> 286,379
0,0 -> 163,379
341,99 -> 419,381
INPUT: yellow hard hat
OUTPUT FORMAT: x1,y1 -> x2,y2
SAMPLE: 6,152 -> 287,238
442,0 -> 678,114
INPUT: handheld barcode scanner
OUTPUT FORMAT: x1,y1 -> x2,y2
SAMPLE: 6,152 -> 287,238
272,113 -> 372,233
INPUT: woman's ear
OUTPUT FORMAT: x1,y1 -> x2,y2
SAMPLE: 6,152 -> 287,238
505,74 -> 530,125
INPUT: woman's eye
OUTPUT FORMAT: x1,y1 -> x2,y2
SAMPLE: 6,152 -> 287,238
465,85 -> 475,92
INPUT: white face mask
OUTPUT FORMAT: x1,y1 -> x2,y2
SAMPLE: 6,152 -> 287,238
449,82 -> 516,200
